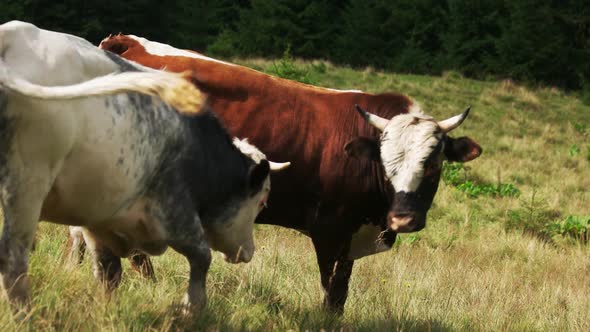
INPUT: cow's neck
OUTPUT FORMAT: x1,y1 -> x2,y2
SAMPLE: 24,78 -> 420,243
181,111 -> 252,223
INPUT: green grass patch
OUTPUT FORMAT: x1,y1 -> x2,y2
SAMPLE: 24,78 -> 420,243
442,162 -> 520,198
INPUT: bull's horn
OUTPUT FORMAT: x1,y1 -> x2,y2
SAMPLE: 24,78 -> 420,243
437,106 -> 471,133
269,161 -> 291,172
355,104 -> 388,131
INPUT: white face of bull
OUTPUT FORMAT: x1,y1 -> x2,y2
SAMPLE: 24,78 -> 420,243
380,113 -> 443,193
204,139 -> 290,263
205,175 -> 271,263
346,104 -> 481,233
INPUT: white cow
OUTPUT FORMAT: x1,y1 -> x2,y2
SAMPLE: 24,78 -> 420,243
0,21 -> 289,316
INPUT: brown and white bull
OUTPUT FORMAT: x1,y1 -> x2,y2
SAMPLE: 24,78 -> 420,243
0,21 -> 289,316
95,34 -> 482,313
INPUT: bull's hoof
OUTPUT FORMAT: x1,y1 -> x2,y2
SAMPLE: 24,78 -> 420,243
323,299 -> 345,316
11,303 -> 33,322
4,287 -> 32,321
174,293 -> 206,319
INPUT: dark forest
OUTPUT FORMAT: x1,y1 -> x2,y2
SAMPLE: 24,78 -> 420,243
2,0 -> 589,90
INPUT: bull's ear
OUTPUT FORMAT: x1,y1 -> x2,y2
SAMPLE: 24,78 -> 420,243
344,137 -> 380,161
103,42 -> 128,55
444,136 -> 482,162
248,160 -> 270,193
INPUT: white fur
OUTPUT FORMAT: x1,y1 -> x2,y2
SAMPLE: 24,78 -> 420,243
0,64 -> 192,103
348,224 -> 391,260
379,106 -> 442,192
0,21 -> 120,85
232,138 -> 267,163
127,35 -> 236,67
123,35 -> 366,95
205,176 -> 270,263
0,21 -> 263,267
326,88 -> 363,93
408,102 -> 422,115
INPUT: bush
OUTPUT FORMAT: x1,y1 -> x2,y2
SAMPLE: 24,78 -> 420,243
442,162 -> 520,198
548,215 -> 590,244
265,46 -> 317,85
572,121 -> 587,135
207,30 -> 239,58
569,144 -> 581,157
505,191 -> 556,242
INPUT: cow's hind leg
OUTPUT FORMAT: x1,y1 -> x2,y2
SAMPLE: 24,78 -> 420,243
67,227 -> 155,280
66,226 -> 86,266
0,206 -> 34,306
82,229 -> 122,291
170,216 -> 211,317
129,252 -> 155,281
0,187 -> 48,308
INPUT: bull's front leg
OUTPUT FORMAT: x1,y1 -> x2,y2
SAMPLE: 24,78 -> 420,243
169,216 -> 211,317
321,257 -> 354,313
312,231 -> 355,314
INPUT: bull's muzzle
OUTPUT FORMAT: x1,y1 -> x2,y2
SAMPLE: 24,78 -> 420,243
223,246 -> 254,264
387,212 -> 425,233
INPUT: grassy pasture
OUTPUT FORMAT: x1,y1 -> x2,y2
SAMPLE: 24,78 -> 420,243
1,60 -> 589,331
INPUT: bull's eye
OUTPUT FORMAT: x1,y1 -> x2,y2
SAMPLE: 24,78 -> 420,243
423,163 -> 440,177
258,195 -> 269,210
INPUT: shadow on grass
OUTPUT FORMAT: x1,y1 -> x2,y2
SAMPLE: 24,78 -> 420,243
159,296 -> 451,331
172,275 -> 451,330
170,307 -> 451,331
8,289 -> 451,331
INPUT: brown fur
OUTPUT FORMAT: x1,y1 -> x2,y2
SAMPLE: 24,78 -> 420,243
97,35 -> 464,313
100,35 -> 412,231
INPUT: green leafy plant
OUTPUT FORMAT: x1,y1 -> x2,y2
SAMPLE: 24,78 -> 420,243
572,121 -> 587,135
505,190 -> 555,242
442,162 -> 466,186
548,215 -> 590,244
442,162 -> 520,198
266,46 -> 317,85
395,233 -> 421,247
569,144 -> 581,157
310,61 -> 328,74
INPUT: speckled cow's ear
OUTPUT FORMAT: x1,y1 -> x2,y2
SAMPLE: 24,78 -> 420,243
248,159 -> 270,193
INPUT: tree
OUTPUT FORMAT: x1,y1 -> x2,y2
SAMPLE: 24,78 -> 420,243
495,0 -> 590,88
335,0 -> 392,67
442,0 -> 504,77
171,0 -> 242,51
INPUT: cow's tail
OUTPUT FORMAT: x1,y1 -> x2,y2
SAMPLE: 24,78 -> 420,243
0,61 -> 203,114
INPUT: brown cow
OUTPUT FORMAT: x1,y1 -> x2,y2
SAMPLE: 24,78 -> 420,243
91,34 -> 482,313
